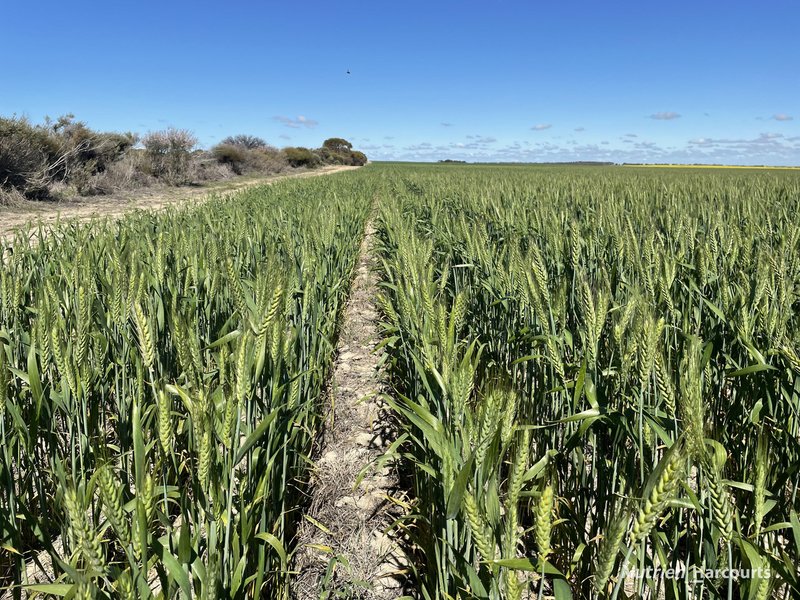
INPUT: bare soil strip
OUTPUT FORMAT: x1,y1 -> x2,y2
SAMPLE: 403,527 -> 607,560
0,165 -> 358,241
292,218 -> 406,599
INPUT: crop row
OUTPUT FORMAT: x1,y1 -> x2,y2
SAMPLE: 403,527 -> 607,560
374,165 -> 800,599
0,175 -> 372,599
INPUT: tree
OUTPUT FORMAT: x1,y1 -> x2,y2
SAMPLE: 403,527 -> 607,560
321,138 -> 353,154
221,134 -> 269,150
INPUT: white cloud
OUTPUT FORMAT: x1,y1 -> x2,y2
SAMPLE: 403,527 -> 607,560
650,112 -> 681,120
532,124 -> 552,131
467,135 -> 496,144
274,115 -> 319,129
374,128 -> 800,165
773,113 -> 794,121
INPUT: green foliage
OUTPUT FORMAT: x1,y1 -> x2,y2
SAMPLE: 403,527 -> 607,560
316,138 -> 368,167
211,143 -> 249,174
373,164 -> 800,599
283,146 -> 319,168
349,151 -> 368,166
0,172 -> 372,598
322,138 -> 353,154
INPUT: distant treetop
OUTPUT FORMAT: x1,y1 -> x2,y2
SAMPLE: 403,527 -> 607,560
322,138 -> 353,154
221,134 -> 270,150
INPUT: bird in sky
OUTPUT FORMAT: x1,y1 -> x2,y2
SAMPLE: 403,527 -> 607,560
346,69 -> 351,75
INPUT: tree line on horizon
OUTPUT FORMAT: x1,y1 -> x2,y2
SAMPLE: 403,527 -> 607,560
0,114 -> 368,203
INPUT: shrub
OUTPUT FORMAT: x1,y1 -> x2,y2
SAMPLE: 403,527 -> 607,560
221,134 -> 268,150
0,116 -> 52,197
41,116 -> 137,193
248,146 -> 290,173
82,151 -> 155,195
211,143 -> 249,174
318,148 -> 348,165
188,154 -> 236,182
0,115 -> 140,198
212,140 -> 290,175
141,128 -> 197,185
349,151 -> 368,166
283,147 -> 319,168
0,185 -> 27,206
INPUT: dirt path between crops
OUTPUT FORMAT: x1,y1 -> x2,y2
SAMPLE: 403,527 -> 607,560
0,166 -> 358,241
292,215 -> 407,599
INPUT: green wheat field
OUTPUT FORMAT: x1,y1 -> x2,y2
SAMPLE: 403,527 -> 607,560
1,163 -> 799,599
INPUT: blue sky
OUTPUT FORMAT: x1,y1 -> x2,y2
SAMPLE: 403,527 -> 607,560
2,1 -> 798,165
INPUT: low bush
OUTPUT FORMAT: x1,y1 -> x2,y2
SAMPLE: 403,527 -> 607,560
0,115 -> 137,198
0,116 -> 52,197
349,150 -> 368,166
188,155 -> 236,182
248,146 -> 290,173
283,146 -> 319,168
211,138 -> 290,176
82,151 -> 156,195
0,114 -> 368,202
211,143 -> 249,174
141,128 -> 198,185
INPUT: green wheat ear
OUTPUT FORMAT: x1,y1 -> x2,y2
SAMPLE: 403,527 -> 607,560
630,441 -> 685,546
594,507 -> 629,595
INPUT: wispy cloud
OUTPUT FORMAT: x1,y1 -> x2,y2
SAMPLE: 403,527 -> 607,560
441,122 -> 454,127
375,125 -> 800,165
531,124 -> 552,131
650,112 -> 681,120
465,135 -> 497,144
574,127 -> 585,132
274,115 -> 318,129
773,113 -> 794,121
688,132 -> 789,147
279,134 -> 291,140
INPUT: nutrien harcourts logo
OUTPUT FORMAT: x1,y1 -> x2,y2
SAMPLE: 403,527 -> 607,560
621,565 -> 772,583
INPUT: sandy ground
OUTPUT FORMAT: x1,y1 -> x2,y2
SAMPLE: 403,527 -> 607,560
292,217 -> 407,599
0,165 -> 358,241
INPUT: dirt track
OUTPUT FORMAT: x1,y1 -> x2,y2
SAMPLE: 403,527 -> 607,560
0,165 -> 358,240
293,215 -> 406,598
